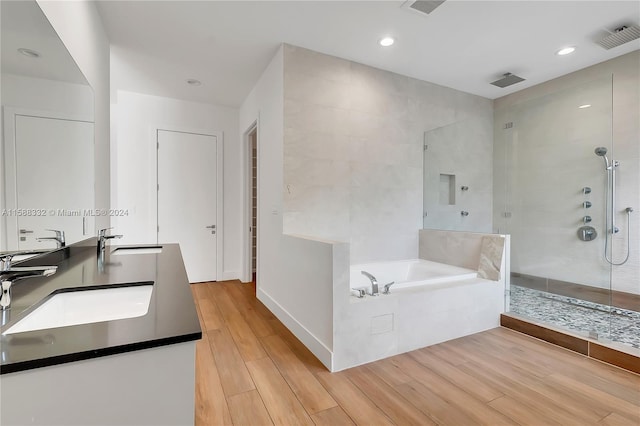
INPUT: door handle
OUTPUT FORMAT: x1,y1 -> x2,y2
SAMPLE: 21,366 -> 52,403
19,229 -> 33,234
205,225 -> 216,229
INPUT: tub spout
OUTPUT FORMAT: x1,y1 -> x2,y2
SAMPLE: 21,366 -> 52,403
361,270 -> 379,296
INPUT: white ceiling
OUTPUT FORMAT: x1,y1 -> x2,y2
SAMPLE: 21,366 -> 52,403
96,1 -> 640,107
1,1 -> 88,85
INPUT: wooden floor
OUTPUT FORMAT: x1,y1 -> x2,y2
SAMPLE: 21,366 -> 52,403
191,280 -> 640,426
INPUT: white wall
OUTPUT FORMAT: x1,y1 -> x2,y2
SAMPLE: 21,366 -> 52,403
1,74 -> 93,117
111,90 -> 241,279
282,45 -> 494,264
37,0 -> 111,231
239,45 -> 285,290
239,46 -> 335,366
494,52 -> 639,295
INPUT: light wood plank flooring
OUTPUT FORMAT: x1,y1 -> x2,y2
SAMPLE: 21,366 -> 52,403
191,281 -> 640,426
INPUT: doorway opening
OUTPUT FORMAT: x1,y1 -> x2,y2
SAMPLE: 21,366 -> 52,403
243,123 -> 258,288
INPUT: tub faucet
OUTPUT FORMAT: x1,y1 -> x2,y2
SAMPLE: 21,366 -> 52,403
0,255 -> 57,310
97,228 -> 123,254
37,229 -> 66,248
361,271 -> 380,296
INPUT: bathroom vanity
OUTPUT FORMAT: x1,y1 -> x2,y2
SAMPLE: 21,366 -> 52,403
0,239 -> 201,425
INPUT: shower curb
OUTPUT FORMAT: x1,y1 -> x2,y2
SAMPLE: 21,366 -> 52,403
500,313 -> 640,375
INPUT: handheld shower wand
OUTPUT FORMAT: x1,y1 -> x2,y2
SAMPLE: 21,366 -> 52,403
594,147 -> 610,169
595,147 -> 632,265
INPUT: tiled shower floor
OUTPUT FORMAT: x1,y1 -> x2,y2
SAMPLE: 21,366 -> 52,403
509,285 -> 640,349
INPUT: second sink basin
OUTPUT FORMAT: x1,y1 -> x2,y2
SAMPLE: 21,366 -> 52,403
3,284 -> 153,335
112,246 -> 163,255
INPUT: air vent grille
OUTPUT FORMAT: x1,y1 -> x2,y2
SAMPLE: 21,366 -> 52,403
596,25 -> 640,50
409,1 -> 446,15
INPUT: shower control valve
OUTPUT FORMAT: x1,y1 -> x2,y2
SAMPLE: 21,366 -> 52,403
583,201 -> 592,209
583,216 -> 592,224
577,226 -> 597,242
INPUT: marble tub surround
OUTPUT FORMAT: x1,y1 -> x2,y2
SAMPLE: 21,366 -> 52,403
477,235 -> 505,281
330,230 -> 509,371
282,44 -> 493,264
333,272 -> 505,371
418,229 -> 509,281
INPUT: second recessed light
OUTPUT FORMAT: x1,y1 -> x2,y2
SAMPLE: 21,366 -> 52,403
556,46 -> 576,56
379,36 -> 395,47
18,48 -> 41,58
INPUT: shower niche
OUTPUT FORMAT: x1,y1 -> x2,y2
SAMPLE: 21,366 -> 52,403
422,117 -> 493,232
439,174 -> 456,205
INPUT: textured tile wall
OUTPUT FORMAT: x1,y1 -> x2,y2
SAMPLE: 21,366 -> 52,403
493,52 -> 639,295
283,45 -> 493,264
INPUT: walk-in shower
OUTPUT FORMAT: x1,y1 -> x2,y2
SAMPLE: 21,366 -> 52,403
594,146 -> 634,265
494,73 -> 640,352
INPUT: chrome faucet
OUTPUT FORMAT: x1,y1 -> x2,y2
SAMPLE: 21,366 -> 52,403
0,252 -> 46,271
37,229 -> 66,248
361,271 -> 380,296
0,254 -> 57,310
97,228 -> 123,254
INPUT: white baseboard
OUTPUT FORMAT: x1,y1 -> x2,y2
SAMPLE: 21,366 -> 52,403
257,288 -> 333,371
220,270 -> 241,281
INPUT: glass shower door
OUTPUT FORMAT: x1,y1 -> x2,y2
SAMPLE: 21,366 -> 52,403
496,76 -> 623,344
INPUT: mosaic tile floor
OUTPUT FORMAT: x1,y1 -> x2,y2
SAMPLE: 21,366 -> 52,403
509,285 -> 640,349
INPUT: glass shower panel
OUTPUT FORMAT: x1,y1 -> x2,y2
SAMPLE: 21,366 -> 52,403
498,76 -> 616,342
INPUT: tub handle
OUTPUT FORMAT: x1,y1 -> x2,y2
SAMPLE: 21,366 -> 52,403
351,288 -> 366,298
382,282 -> 395,294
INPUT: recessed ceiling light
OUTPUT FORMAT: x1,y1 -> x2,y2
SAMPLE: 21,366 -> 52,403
379,36 -> 395,47
556,46 -> 576,56
579,104 -> 592,109
18,48 -> 41,58
186,79 -> 202,86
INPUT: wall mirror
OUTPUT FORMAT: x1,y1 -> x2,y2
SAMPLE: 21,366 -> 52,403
1,0 -> 95,253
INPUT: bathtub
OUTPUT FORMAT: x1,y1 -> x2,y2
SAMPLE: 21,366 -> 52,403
350,259 -> 478,293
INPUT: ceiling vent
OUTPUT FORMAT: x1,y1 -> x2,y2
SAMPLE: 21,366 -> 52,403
404,1 -> 447,16
490,73 -> 526,88
596,24 -> 640,50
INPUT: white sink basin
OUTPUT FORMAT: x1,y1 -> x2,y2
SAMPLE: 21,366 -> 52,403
3,284 -> 153,335
112,246 -> 162,255
12,254 -> 41,262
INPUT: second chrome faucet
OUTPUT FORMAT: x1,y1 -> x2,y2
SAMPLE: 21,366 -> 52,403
97,228 -> 123,254
353,271 -> 394,298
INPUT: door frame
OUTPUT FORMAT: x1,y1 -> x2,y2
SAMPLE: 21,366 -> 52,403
152,125 -> 224,282
241,120 -> 258,284
1,107 -> 94,251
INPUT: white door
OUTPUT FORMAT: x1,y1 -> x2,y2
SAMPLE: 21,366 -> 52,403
157,130 -> 217,283
13,115 -> 94,250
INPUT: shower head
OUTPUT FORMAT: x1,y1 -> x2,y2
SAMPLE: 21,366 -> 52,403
594,147 -> 610,169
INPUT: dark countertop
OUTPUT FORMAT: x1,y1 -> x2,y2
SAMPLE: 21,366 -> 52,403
0,239 -> 202,375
